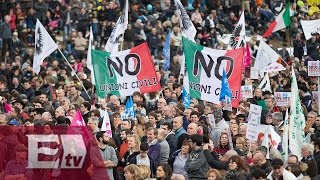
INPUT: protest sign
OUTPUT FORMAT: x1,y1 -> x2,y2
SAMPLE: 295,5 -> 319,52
241,85 -> 253,99
308,61 -> 320,76
274,92 -> 291,106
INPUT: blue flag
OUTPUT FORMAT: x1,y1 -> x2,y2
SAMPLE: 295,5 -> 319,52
219,69 -> 232,102
182,87 -> 191,108
125,96 -> 135,119
162,30 -> 171,71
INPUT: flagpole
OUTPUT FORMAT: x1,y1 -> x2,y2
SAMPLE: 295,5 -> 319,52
120,33 -> 125,51
318,77 -> 320,115
57,48 -> 91,100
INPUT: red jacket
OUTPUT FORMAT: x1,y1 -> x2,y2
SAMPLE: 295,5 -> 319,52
119,140 -> 129,159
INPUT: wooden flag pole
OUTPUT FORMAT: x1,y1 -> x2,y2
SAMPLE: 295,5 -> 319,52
57,48 -> 91,99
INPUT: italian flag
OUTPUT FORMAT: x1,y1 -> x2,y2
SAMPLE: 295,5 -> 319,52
263,3 -> 291,38
182,37 -> 244,107
91,42 -> 161,98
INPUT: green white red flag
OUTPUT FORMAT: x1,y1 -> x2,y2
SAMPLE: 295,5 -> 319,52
92,42 -> 161,98
263,3 -> 291,38
182,37 -> 244,107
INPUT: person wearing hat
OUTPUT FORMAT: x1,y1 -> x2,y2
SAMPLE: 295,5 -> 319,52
4,144 -> 33,180
267,158 -> 296,180
12,98 -> 29,123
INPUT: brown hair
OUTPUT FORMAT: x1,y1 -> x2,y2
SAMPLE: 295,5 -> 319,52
147,127 -> 158,136
181,139 -> 192,153
229,155 -> 249,172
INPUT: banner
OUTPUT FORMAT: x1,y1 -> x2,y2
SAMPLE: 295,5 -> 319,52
182,37 -> 244,107
308,61 -> 320,76
220,69 -> 232,111
247,124 -> 281,148
301,19 -> 320,40
87,26 -> 95,84
290,66 -> 306,160
250,67 -> 259,79
243,42 -> 251,70
261,62 -> 286,72
254,41 -> 282,73
282,109 -> 289,162
258,73 -> 272,92
162,30 -> 171,71
229,11 -> 246,49
312,91 -> 319,102
247,104 -> 262,125
174,0 -> 197,40
274,92 -> 291,106
33,19 -> 58,74
101,111 -> 112,137
105,0 -> 128,52
125,96 -> 135,119
92,42 -> 161,98
67,109 -> 90,146
241,85 -> 253,99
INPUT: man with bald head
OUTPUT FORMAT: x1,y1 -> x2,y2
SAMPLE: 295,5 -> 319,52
53,89 -> 66,108
163,105 -> 175,124
173,116 -> 188,149
252,152 -> 273,174
178,122 -> 199,150
42,112 -> 53,122
187,123 -> 199,136
171,174 -> 185,180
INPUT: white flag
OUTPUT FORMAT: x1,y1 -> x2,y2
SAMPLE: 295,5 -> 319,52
261,125 -> 282,159
261,126 -> 270,159
87,26 -> 95,84
229,11 -> 246,49
258,73 -> 272,92
261,62 -> 286,72
216,119 -> 229,131
300,19 -> 320,40
174,0 -> 197,40
254,41 -> 282,72
105,0 -> 128,52
282,109 -> 289,163
289,66 -> 306,160
101,111 -> 113,137
33,19 -> 58,74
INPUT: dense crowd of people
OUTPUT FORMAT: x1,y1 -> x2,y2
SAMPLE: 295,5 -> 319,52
0,0 -> 320,179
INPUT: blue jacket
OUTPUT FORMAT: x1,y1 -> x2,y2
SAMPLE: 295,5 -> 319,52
148,140 -> 161,168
